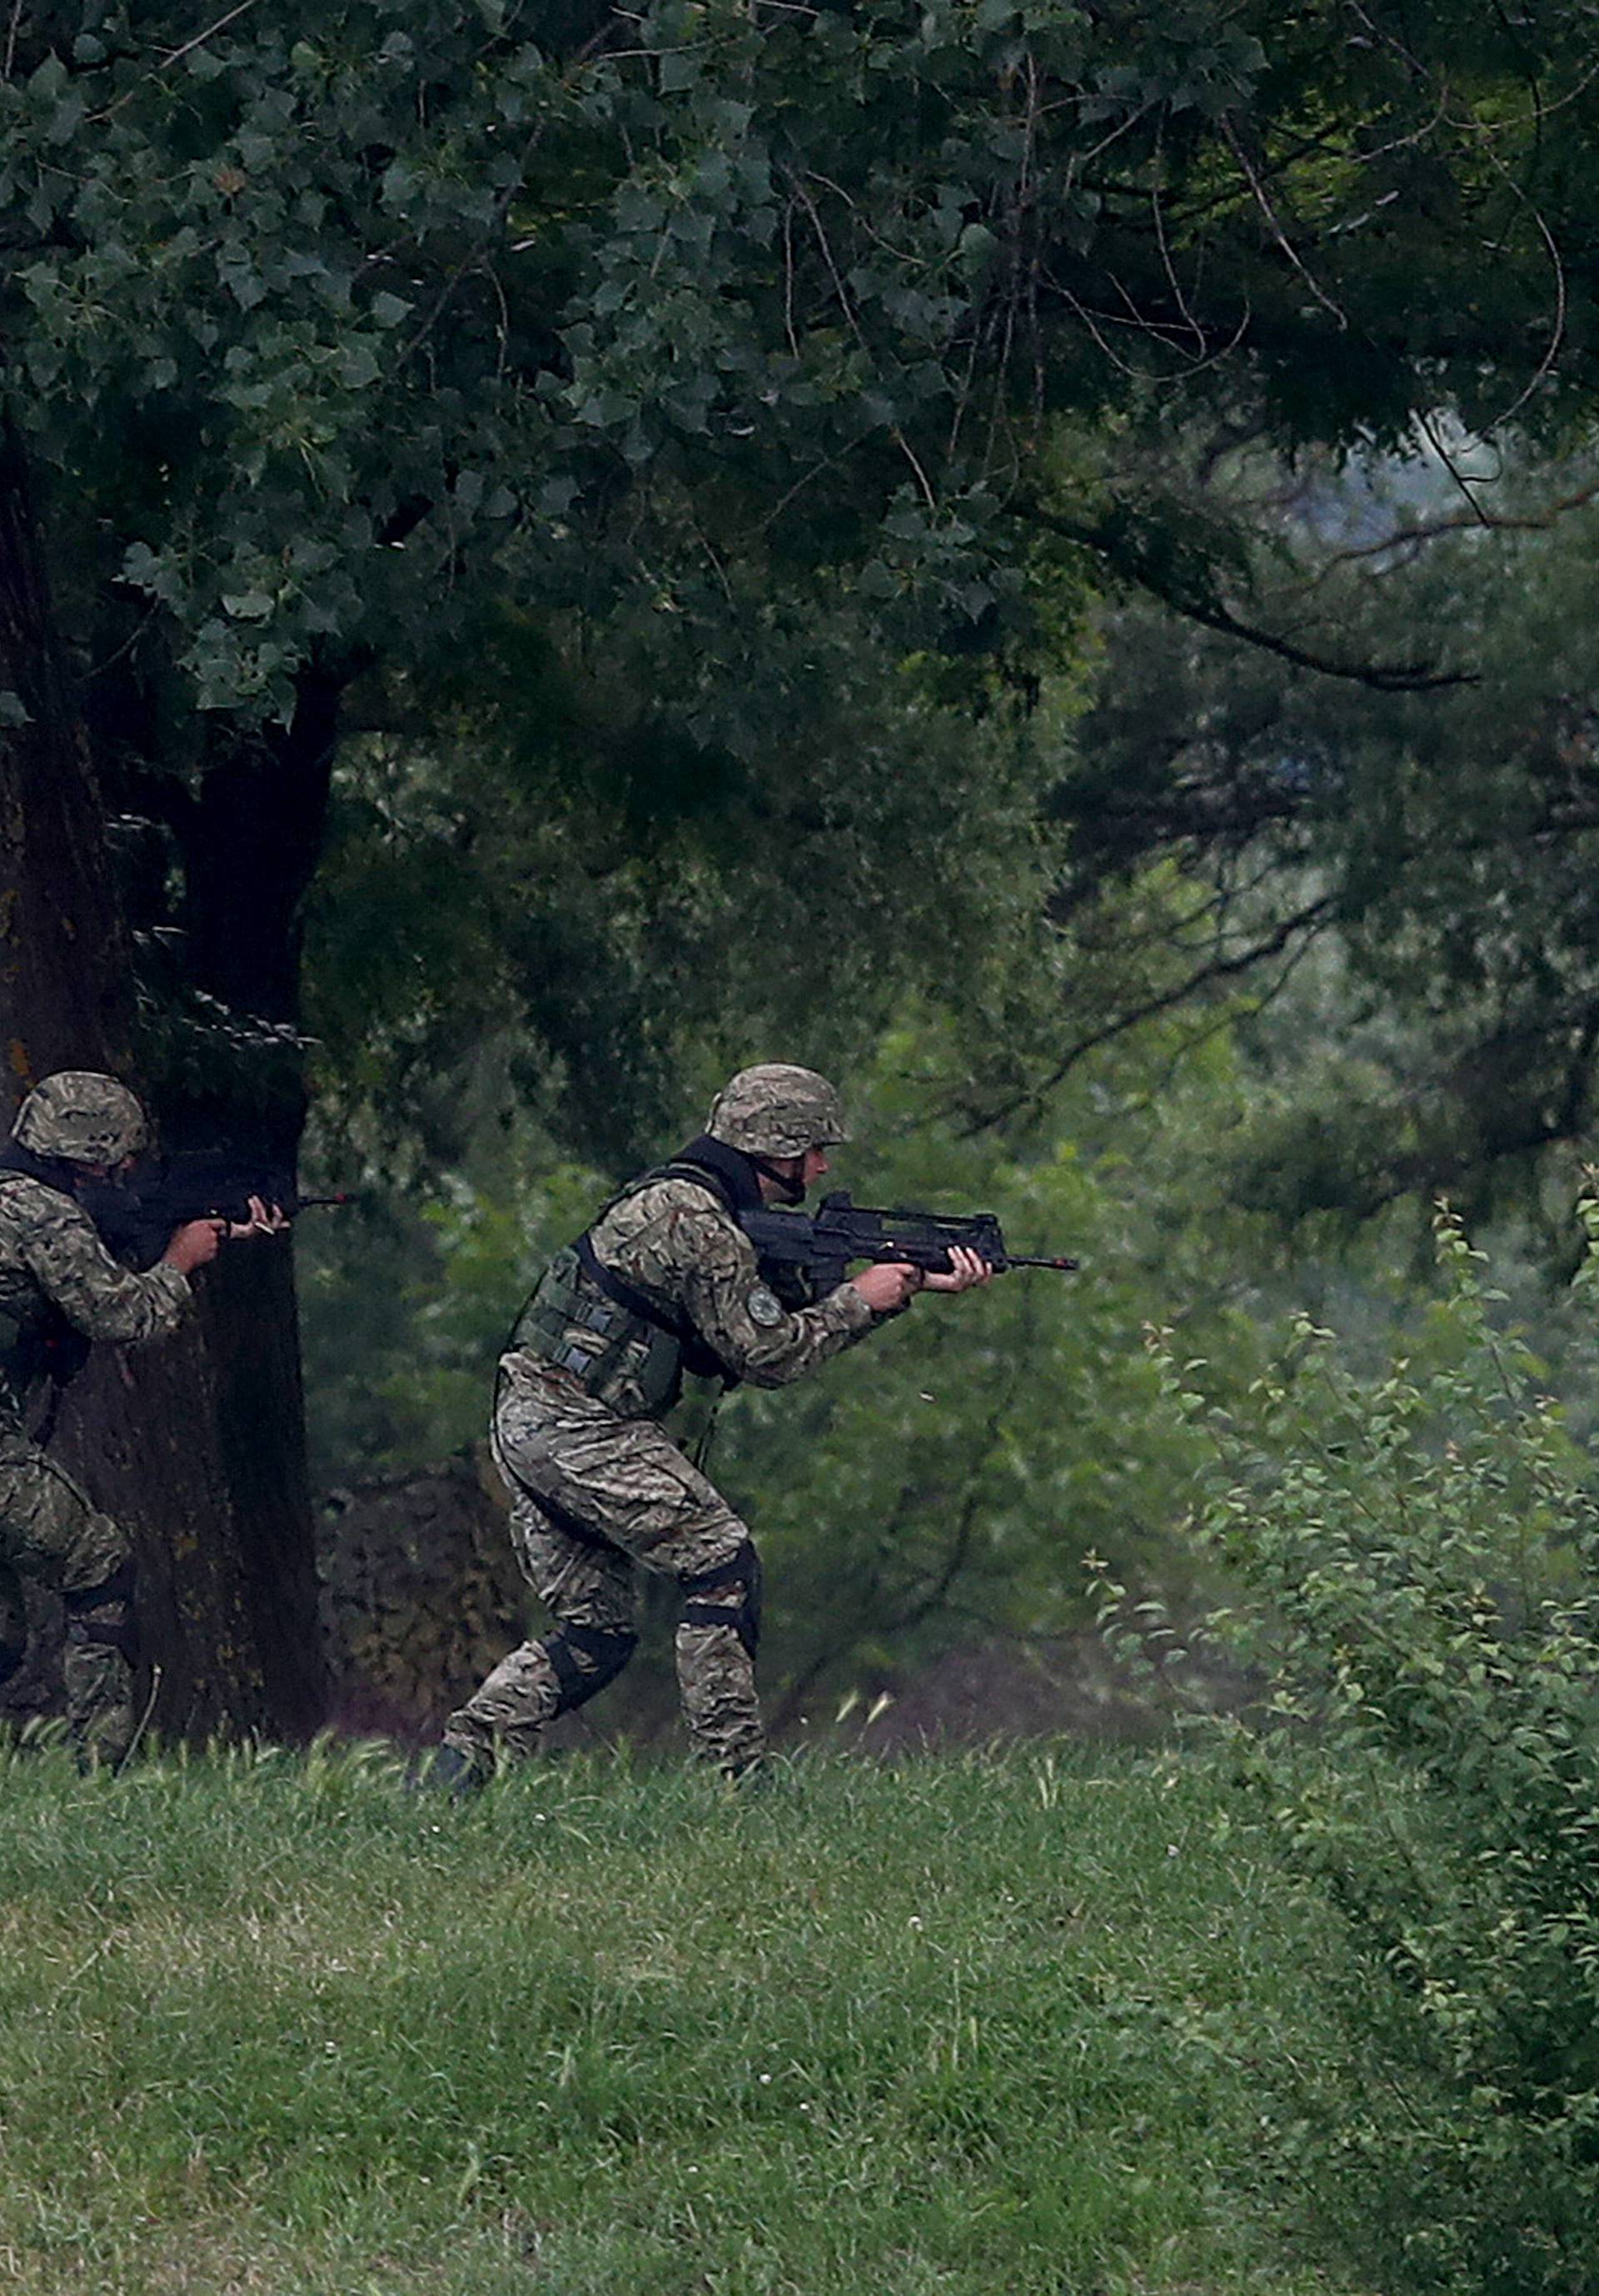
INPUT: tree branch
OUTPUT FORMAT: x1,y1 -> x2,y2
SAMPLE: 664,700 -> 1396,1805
1017,501 -> 1475,691
962,894 -> 1337,1137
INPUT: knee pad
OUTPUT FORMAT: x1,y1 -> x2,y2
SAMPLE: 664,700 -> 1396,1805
0,1631 -> 24,1689
680,1540 -> 763,1661
543,1621 -> 638,1716
63,1554 -> 139,1664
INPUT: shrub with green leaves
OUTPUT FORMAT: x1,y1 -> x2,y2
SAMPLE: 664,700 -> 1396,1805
1124,1200 -> 1599,2295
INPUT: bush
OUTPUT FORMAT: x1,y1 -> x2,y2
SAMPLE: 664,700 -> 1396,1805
1117,1201 -> 1599,2295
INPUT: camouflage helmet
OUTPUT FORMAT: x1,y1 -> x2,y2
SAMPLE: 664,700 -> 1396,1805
11,1072 -> 148,1167
705,1064 -> 849,1158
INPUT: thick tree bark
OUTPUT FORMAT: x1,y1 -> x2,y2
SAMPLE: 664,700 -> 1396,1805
0,417 -> 132,1077
0,419 -> 326,1742
146,675 -> 345,1737
186,670 -> 343,1060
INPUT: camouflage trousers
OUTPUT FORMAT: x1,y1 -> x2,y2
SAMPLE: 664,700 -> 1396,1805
444,1358 -> 764,1777
0,1430 -> 137,1765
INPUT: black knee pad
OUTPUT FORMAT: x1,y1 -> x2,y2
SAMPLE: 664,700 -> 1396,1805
63,1554 -> 139,1664
543,1621 -> 638,1716
680,1540 -> 763,1660
0,1633 -> 25,1689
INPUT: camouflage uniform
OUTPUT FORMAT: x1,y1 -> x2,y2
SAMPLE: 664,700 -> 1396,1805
0,1074 -> 192,1762
444,1066 -> 881,1778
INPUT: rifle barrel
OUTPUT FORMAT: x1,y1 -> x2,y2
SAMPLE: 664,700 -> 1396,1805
1004,1253 -> 1079,1272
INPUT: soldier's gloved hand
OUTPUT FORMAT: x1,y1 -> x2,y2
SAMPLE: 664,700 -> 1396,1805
851,1261 -> 923,1312
921,1244 -> 993,1293
162,1218 -> 227,1275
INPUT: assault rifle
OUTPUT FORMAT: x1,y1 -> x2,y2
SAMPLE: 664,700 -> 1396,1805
77,1153 -> 355,1271
740,1190 -> 1078,1299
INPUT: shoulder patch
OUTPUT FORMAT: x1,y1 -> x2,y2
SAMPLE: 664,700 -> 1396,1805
746,1283 -> 785,1328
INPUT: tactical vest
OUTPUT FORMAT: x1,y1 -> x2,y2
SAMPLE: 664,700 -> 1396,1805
508,1142 -> 756,1416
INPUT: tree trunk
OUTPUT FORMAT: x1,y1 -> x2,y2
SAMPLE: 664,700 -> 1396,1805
45,1244 -> 325,1742
142,676 -> 346,1738
0,417 -> 132,1078
0,419 -> 326,1742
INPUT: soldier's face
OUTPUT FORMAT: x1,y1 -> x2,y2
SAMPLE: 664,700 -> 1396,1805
800,1146 -> 829,1191
756,1146 -> 829,1205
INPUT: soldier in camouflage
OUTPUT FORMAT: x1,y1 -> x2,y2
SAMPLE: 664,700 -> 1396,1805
436,1063 -> 991,1786
0,1072 -> 273,1766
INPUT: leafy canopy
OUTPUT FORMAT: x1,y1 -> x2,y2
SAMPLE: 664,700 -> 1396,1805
6,0 -> 1598,733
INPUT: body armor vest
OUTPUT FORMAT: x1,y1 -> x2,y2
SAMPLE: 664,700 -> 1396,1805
507,1140 -> 759,1416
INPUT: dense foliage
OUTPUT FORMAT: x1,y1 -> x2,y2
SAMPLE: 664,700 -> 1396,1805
8,0 -> 1599,1106
1122,1205 -> 1599,2293
12,0 -> 1599,710
1059,466 -> 1599,1222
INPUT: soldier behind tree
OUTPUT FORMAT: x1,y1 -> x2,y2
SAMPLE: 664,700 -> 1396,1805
432,1063 -> 991,1787
0,1071 -> 276,1766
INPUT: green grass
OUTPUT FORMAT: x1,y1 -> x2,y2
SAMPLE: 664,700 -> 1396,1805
0,1736 -> 1371,2296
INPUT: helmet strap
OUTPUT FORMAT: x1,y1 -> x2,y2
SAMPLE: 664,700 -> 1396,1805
751,1154 -> 807,1207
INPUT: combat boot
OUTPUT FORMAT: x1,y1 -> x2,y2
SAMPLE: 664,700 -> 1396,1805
407,1741 -> 488,1799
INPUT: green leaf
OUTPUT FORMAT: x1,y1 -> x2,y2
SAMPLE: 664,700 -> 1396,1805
341,343 -> 382,387
658,49 -> 700,95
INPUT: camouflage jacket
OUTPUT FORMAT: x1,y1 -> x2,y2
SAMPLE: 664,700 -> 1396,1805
511,1171 -> 879,1422
0,1173 -> 191,1427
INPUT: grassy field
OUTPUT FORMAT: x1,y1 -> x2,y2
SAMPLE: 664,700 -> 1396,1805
0,1736 -> 1374,2296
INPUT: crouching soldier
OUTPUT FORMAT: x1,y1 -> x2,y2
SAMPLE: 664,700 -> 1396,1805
431,1063 -> 991,1788
0,1071 -> 273,1767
